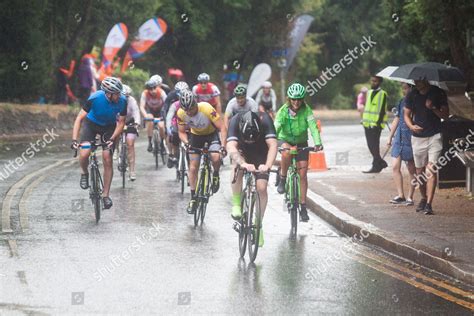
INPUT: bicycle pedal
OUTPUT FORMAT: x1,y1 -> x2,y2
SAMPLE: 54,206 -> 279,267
232,222 -> 241,233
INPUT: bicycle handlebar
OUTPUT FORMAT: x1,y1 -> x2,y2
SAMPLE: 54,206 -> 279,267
278,146 -> 320,154
232,166 -> 279,184
72,141 -> 111,157
143,118 -> 162,123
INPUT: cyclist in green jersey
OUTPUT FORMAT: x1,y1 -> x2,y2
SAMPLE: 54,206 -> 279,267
274,83 -> 323,221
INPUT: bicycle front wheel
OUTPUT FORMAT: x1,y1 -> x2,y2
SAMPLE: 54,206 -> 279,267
248,191 -> 261,263
290,175 -> 299,236
90,167 -> 101,224
121,145 -> 127,188
238,191 -> 248,258
180,153 -> 186,194
153,131 -> 160,169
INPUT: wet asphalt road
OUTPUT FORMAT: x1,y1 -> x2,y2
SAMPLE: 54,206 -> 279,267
0,132 -> 472,315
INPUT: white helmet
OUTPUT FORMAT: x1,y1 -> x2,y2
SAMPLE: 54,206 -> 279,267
197,73 -> 210,82
122,84 -> 132,96
262,81 -> 272,88
101,77 -> 123,94
150,74 -> 163,85
179,89 -> 196,110
174,81 -> 189,93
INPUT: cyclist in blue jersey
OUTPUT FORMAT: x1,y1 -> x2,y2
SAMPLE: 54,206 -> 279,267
72,77 -> 127,209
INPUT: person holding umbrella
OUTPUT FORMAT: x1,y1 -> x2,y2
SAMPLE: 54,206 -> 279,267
362,75 -> 388,173
404,79 -> 449,215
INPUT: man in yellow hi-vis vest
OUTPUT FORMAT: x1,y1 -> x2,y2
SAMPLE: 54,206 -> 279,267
362,75 -> 388,173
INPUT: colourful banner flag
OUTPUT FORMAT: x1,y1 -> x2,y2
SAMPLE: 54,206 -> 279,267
99,23 -> 128,78
285,14 -> 314,71
247,63 -> 272,98
121,17 -> 168,73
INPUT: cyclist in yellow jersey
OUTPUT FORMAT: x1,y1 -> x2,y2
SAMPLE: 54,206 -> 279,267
177,89 -> 226,214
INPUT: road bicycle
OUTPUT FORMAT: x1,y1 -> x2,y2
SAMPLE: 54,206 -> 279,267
144,118 -> 167,169
278,146 -> 317,236
232,166 -> 278,262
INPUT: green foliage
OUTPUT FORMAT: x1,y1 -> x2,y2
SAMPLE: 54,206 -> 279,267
331,93 -> 354,110
120,67 -> 150,100
381,79 -> 403,110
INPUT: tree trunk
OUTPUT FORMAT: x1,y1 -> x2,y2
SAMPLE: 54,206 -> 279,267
443,1 -> 473,91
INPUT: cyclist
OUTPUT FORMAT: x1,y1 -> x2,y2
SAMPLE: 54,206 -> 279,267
274,83 -> 323,222
223,84 -> 258,141
255,81 -> 277,119
227,111 -> 277,247
71,77 -> 127,209
139,77 -> 167,153
177,89 -> 225,214
165,81 -> 189,168
192,73 -> 222,115
121,84 -> 140,181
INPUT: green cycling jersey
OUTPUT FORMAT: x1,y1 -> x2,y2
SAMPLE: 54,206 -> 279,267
274,102 -> 322,146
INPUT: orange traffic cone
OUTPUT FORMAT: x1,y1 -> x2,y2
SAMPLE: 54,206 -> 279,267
308,119 -> 327,171
308,151 -> 328,171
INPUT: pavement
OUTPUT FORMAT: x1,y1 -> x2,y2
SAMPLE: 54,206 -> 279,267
304,122 -> 474,285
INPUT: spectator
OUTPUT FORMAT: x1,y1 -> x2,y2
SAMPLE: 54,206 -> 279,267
77,54 -> 97,105
404,80 -> 449,215
362,75 -> 388,173
387,83 -> 416,205
357,86 -> 368,118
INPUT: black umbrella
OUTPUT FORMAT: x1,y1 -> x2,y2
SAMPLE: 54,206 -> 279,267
390,62 -> 465,82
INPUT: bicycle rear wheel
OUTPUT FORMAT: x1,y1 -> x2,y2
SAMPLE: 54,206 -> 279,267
238,192 -> 248,258
248,191 -> 261,262
90,167 -> 101,224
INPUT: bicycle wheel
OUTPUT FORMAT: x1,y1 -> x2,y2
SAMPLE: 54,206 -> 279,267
160,140 -> 167,165
199,166 -> 211,225
248,191 -> 261,262
180,151 -> 186,194
121,144 -> 127,188
238,191 -> 248,258
290,175 -> 299,236
153,131 -> 160,169
90,167 -> 101,224
194,171 -> 204,226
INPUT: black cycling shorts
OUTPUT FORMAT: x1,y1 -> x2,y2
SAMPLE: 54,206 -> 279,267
169,130 -> 180,146
146,107 -> 163,118
240,149 -> 270,180
278,140 -> 309,162
189,132 -> 221,154
80,118 -> 116,150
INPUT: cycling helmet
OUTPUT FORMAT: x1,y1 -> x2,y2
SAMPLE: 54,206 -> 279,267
287,83 -> 306,99
122,84 -> 132,96
239,111 -> 261,143
262,81 -> 272,88
101,77 -> 123,94
234,84 -> 247,97
179,89 -> 196,110
174,81 -> 189,93
197,73 -> 210,82
145,79 -> 159,90
150,74 -> 163,85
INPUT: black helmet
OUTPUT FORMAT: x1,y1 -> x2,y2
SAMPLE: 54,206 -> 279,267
239,111 -> 261,143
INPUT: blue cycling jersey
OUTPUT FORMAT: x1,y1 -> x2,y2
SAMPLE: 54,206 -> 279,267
83,90 -> 127,126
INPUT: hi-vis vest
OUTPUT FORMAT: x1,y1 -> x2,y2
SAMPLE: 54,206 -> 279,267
362,89 -> 387,128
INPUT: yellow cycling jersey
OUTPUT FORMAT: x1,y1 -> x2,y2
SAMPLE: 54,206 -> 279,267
177,102 -> 220,135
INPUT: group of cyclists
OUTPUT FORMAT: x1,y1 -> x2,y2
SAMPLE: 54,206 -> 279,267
72,73 -> 323,246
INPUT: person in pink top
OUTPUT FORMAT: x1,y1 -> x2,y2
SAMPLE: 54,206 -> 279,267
357,86 -> 368,118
